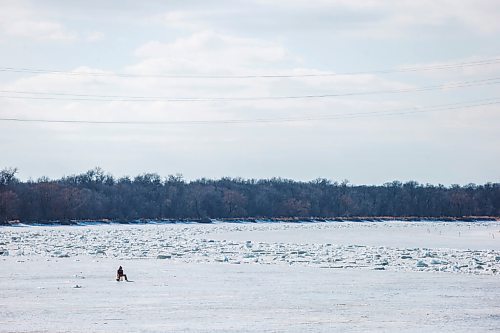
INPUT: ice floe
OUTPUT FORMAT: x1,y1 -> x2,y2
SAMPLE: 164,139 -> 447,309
0,221 -> 499,275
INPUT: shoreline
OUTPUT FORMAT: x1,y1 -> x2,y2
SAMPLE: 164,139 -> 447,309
2,215 -> 498,226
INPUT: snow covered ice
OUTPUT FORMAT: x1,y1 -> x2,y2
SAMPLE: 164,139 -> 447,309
1,221 -> 499,332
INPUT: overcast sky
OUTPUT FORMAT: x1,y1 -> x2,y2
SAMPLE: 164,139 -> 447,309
0,0 -> 499,184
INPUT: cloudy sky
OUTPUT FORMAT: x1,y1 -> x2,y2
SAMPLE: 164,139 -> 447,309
0,0 -> 499,184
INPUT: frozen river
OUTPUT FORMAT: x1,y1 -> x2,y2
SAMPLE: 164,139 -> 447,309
1,221 -> 499,332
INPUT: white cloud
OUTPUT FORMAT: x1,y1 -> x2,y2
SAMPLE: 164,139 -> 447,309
0,29 -> 422,147
255,0 -> 500,37
0,0 -> 76,41
131,31 -> 291,75
124,31 -> 413,111
2,20 -> 76,41
0,28 -> 400,125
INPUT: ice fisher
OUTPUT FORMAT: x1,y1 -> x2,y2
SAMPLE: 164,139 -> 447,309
116,266 -> 128,281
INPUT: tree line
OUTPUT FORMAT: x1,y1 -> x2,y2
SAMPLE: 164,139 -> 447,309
1,167 -> 499,223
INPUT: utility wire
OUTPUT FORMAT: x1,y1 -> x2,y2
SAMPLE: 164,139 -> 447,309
0,58 -> 499,79
0,77 -> 498,102
0,99 -> 497,125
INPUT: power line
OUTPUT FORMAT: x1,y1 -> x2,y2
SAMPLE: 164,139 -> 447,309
0,98 -> 497,125
0,58 -> 499,79
0,77 -> 498,102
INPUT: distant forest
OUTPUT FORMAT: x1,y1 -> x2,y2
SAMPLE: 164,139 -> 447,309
1,167 -> 499,223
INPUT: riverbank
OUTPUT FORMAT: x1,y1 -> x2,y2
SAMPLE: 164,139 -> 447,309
1,216 -> 498,226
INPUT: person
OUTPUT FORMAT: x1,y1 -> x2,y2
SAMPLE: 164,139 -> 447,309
116,266 -> 128,281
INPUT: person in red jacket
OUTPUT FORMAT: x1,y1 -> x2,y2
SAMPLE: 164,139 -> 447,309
116,266 -> 128,281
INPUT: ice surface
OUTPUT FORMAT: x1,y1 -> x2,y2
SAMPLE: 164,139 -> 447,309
1,222 -> 498,274
1,221 -> 499,332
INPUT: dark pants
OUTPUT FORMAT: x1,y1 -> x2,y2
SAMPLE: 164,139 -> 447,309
116,274 -> 128,281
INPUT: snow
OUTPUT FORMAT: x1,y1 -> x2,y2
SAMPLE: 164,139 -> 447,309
1,221 -> 499,332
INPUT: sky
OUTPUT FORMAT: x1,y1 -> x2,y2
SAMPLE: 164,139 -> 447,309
0,0 -> 499,184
